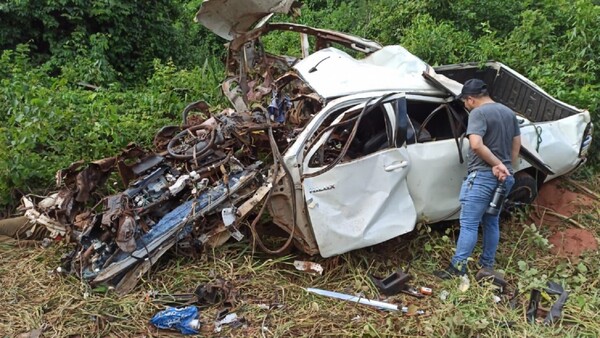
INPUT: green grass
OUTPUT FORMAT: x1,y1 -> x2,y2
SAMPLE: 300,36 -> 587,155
1,176 -> 599,337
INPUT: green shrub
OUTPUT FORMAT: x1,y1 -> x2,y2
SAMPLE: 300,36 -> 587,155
0,0 -> 222,83
0,46 -> 223,207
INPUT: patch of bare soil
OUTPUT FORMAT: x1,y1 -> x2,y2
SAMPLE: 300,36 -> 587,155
531,178 -> 598,257
548,228 -> 598,257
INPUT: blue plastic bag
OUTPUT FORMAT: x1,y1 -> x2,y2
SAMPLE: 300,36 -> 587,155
150,305 -> 200,335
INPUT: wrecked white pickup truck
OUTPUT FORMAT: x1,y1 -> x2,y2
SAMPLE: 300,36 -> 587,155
197,0 -> 592,257
22,0 -> 592,293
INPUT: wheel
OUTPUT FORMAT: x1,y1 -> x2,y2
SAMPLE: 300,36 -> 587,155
507,171 -> 538,205
167,125 -> 215,160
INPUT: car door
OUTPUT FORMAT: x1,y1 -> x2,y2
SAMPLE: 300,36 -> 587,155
301,94 -> 417,257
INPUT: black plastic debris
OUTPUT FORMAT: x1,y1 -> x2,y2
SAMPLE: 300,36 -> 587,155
525,281 -> 569,325
370,268 -> 425,298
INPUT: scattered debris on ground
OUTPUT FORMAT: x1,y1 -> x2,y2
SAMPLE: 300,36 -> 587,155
293,260 -> 324,275
150,305 -> 201,334
1,0 -> 593,298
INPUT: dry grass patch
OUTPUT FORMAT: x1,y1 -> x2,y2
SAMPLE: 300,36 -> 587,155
1,177 -> 599,337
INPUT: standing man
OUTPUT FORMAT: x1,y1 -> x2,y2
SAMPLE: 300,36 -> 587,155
435,78 -> 521,280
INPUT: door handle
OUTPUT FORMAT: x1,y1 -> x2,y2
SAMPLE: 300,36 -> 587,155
384,161 -> 408,172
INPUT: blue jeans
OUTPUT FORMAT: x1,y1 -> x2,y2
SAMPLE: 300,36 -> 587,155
451,170 -> 515,272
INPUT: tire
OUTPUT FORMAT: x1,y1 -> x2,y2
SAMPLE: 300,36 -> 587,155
507,171 -> 538,205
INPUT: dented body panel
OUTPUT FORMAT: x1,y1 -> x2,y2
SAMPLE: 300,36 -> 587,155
195,0 -> 297,40
522,113 -> 590,178
303,147 -> 416,257
294,46 -> 439,100
405,139 -> 468,222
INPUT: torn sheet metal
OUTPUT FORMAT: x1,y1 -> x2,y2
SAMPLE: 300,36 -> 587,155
21,196 -> 68,238
195,0 -> 297,40
221,207 -> 244,241
87,165 -> 261,286
229,23 -> 382,54
293,46 -> 438,100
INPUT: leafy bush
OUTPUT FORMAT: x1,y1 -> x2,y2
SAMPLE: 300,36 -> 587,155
0,45 -> 223,207
0,0 -> 223,83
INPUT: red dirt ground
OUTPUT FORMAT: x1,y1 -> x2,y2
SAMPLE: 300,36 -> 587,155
548,228 -> 598,257
530,178 -> 598,257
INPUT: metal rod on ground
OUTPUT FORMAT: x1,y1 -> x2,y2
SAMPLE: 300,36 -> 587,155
305,287 -> 399,311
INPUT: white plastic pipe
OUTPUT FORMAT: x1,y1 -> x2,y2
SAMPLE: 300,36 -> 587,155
305,287 -> 399,311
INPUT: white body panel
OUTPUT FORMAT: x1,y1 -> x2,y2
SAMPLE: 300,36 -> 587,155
283,89 -> 590,257
302,148 -> 417,257
195,0 -> 592,257
293,46 -> 440,100
195,0 -> 295,40
405,140 -> 468,222
521,113 -> 590,178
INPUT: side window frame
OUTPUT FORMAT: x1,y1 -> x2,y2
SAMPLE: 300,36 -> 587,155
303,93 -> 406,170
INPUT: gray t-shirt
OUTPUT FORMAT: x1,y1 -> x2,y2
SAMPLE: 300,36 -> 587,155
466,102 -> 520,173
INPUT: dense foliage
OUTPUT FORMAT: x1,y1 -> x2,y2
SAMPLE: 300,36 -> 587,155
1,0 -> 599,210
0,47 -> 225,208
0,0 -> 223,82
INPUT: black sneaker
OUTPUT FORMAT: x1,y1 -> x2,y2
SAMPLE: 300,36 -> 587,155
434,264 -> 465,280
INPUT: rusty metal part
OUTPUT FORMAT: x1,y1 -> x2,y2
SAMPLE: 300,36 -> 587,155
153,125 -> 182,152
288,94 -> 322,125
116,214 -> 136,253
267,176 -> 316,254
181,100 -> 210,126
223,78 -> 248,113
115,145 -> 151,186
101,194 -> 124,227
73,210 -> 93,230
90,166 -> 261,285
194,278 -> 238,307
230,22 -> 382,53
167,124 -> 216,160
55,160 -> 85,187
246,111 -> 298,254
246,79 -> 273,102
75,157 -> 117,202
29,24 -> 323,290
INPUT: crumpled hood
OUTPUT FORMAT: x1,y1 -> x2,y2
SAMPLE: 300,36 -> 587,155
195,0 -> 296,40
293,45 -> 444,100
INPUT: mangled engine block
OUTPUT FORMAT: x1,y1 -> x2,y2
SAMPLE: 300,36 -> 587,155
59,106 -> 288,294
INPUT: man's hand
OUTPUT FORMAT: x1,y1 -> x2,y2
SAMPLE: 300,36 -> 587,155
492,163 -> 510,181
470,134 -> 512,181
